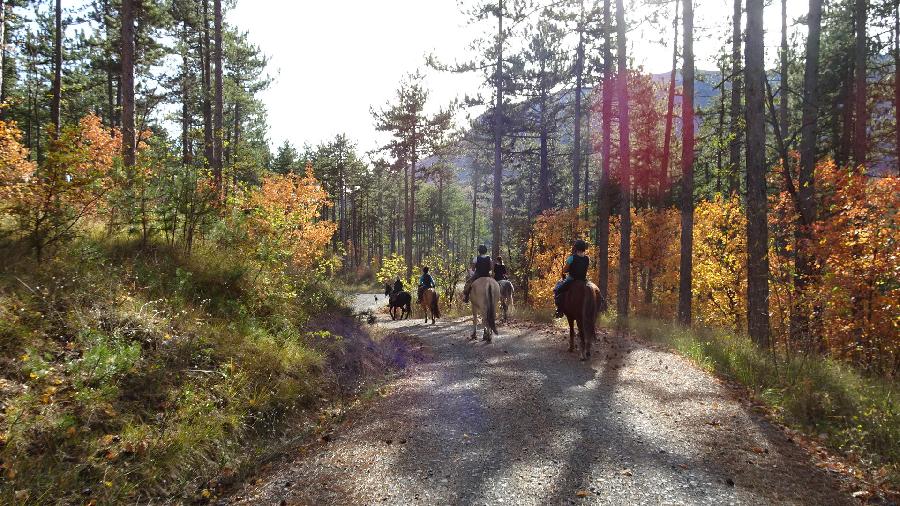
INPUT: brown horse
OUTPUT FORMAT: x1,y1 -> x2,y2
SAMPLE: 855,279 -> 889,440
560,280 -> 602,361
419,288 -> 440,324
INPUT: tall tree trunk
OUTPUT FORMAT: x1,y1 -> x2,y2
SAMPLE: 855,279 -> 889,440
584,106 -> 591,213
213,0 -> 224,193
106,69 -> 115,126
471,165 -> 478,251
779,0 -> 789,140
678,0 -> 695,326
895,0 -> 899,175
181,22 -> 191,166
121,0 -> 136,168
717,56 -> 726,193
616,0 -> 632,322
233,98 -> 241,188
596,0 -> 613,313
852,0 -> 868,165
837,58 -> 854,166
793,0 -> 823,347
101,0 -> 113,126
538,61 -> 551,213
202,0 -> 213,168
572,2 -> 585,209
660,0 -> 680,208
51,0 -> 62,136
729,0 -> 743,195
745,0 -> 770,348
407,135 -> 416,279
0,0 -> 6,107
492,0 -> 504,259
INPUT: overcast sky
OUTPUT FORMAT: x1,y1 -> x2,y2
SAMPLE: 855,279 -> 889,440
229,0 -> 808,155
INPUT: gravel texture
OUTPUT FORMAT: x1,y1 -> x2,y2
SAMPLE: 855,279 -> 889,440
225,294 -> 851,505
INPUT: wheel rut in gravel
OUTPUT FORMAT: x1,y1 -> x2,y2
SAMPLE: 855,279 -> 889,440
227,295 -> 850,505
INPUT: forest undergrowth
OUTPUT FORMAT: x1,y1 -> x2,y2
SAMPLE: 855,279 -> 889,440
0,234 -> 404,505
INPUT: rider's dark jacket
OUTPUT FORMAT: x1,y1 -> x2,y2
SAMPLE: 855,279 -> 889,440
393,280 -> 404,293
493,263 -> 508,281
472,255 -> 492,279
419,273 -> 435,288
568,255 -> 589,281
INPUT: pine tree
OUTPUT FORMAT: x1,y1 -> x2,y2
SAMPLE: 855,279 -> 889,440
121,0 -> 135,169
615,0 -> 632,322
596,0 -> 614,313
745,0 -> 770,347
678,0 -> 695,326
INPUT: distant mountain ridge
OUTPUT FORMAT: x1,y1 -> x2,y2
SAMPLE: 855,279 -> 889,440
418,69 -> 767,184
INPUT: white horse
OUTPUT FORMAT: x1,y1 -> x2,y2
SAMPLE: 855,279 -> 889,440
468,277 -> 500,342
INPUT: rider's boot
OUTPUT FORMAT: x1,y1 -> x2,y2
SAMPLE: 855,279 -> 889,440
553,293 -> 563,318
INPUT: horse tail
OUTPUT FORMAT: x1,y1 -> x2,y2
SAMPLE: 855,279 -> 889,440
431,290 -> 441,319
487,282 -> 497,334
582,284 -> 598,341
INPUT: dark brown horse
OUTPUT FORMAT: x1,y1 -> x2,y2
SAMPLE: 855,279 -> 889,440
419,288 -> 440,324
384,284 -> 411,320
560,280 -> 602,360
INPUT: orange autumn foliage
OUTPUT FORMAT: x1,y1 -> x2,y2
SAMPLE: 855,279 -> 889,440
246,168 -> 337,272
3,115 -> 121,258
693,196 -> 747,332
812,162 -> 899,371
632,208 -> 680,318
525,208 -> 593,309
522,160 -> 896,375
0,119 -> 37,209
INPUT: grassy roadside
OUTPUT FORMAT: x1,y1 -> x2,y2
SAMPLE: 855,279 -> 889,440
598,315 -> 899,493
0,236 -> 405,504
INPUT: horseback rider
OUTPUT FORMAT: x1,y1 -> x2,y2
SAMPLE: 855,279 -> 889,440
463,244 -> 492,303
553,239 -> 589,317
392,276 -> 404,300
494,256 -> 508,281
417,266 -> 436,303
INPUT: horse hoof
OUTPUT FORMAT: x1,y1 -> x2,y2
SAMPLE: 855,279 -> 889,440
567,347 -> 575,353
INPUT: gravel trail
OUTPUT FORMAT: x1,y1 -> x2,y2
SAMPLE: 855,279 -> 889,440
227,294 -> 850,505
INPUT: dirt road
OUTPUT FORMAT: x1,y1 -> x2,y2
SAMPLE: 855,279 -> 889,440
227,294 -> 850,505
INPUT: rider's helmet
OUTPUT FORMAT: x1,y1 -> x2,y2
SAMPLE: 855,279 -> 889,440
573,239 -> 588,252
478,244 -> 488,255
496,256 -> 503,265
422,266 -> 429,273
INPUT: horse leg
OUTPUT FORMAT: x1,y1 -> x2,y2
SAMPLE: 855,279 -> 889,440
578,320 -> 590,361
470,307 -> 477,340
567,317 -> 575,353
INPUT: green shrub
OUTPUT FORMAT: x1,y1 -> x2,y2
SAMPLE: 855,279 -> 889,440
0,235 -> 344,504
